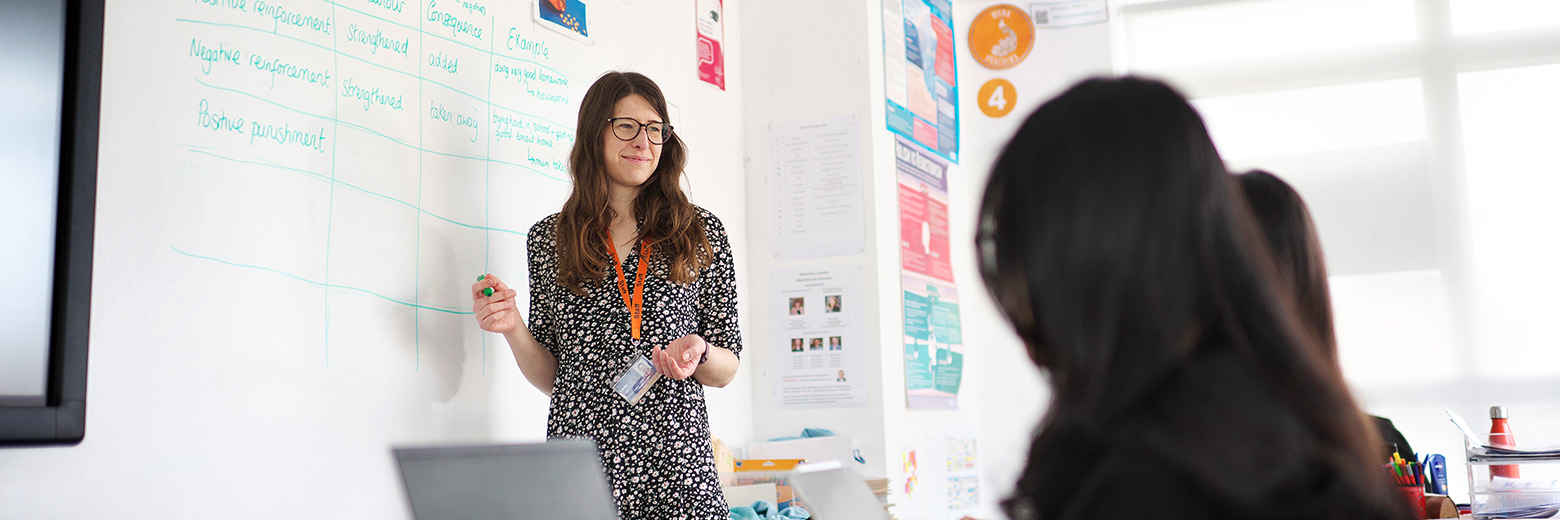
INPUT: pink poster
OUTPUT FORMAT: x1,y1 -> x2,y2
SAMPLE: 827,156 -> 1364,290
696,0 -> 725,90
895,137 -> 953,283
898,183 -> 953,282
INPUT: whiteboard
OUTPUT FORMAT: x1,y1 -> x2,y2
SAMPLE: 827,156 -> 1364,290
0,0 -> 750,517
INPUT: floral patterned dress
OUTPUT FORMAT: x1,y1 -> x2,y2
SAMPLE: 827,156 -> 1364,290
526,207 -> 740,520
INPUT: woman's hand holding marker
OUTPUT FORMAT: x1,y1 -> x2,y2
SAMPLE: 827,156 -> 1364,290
472,274 -> 522,335
478,274 -> 494,297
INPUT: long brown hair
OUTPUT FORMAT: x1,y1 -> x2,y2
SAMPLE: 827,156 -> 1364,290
556,71 -> 711,295
1236,169 -> 1338,365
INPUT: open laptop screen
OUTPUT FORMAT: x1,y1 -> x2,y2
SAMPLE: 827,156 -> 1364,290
789,462 -> 892,520
394,440 -> 619,520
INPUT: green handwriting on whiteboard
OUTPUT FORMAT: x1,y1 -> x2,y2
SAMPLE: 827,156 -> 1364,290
171,246 -> 473,315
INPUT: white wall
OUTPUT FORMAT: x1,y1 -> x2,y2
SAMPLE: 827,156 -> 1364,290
738,0 -> 994,509
738,0 -> 895,477
0,1 -> 752,518
950,2 -> 1113,514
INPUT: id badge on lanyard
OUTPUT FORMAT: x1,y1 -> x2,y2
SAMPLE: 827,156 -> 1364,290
605,233 -> 658,404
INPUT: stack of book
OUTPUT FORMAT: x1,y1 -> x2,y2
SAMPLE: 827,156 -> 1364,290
865,478 -> 893,518
866,477 -> 890,497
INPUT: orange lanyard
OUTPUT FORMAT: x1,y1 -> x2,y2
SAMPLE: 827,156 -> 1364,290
605,232 -> 652,342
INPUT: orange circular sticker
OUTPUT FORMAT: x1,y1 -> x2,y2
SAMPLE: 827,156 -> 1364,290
977,78 -> 1017,118
968,4 -> 1033,70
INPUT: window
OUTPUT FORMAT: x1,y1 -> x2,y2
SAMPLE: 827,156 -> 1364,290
1126,0 -> 1415,70
1118,0 -> 1560,500
1191,78 -> 1426,161
1451,0 -> 1560,36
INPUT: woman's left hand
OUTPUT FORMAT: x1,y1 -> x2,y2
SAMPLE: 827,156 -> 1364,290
654,334 -> 707,380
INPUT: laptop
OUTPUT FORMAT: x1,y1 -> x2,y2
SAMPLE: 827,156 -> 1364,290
788,462 -> 892,520
393,439 -> 619,520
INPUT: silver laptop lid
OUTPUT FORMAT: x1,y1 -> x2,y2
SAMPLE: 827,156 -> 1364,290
789,462 -> 892,520
394,440 -> 619,520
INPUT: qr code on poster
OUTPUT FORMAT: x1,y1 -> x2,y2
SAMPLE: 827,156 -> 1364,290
1034,9 -> 1049,24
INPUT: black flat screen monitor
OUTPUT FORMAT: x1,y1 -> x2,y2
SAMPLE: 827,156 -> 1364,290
0,0 -> 102,446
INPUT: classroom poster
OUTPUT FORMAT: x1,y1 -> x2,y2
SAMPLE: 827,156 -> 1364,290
897,138 -> 953,282
769,265 -> 868,410
767,116 -> 867,258
903,277 -> 964,410
535,0 -> 590,43
943,435 -> 980,513
695,0 -> 725,90
897,447 -> 926,518
896,136 -> 963,410
968,4 -> 1033,70
892,431 -> 980,520
882,0 -> 960,163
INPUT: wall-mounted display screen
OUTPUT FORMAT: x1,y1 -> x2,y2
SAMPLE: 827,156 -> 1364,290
0,0 -> 101,446
0,0 -> 67,408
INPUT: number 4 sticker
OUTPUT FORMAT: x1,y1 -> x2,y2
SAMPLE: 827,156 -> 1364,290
988,85 -> 1007,111
978,78 -> 1017,118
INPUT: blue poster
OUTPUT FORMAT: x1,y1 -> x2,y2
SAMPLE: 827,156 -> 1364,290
882,0 -> 959,163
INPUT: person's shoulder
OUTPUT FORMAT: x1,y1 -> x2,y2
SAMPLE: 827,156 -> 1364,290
529,213 -> 561,237
527,213 -> 562,248
1038,446 -> 1207,519
692,205 -> 726,233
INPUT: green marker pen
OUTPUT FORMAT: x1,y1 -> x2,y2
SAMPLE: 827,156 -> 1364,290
478,274 -> 493,297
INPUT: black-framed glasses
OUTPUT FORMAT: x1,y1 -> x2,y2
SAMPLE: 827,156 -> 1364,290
976,209 -> 1000,289
606,117 -> 673,144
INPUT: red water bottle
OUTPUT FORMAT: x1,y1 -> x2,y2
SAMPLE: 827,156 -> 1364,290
1491,405 -> 1520,478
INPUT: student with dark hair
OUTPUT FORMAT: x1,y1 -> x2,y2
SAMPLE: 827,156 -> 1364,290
976,77 -> 1410,519
1236,169 -> 1416,462
471,71 -> 739,519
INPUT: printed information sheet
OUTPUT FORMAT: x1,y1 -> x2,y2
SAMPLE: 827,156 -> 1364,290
767,117 -> 866,259
769,265 -> 867,410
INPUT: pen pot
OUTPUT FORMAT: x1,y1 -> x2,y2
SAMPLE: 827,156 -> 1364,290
1397,485 -> 1427,519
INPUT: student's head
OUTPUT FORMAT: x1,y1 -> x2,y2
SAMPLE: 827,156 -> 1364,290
977,76 -> 1394,515
978,76 -> 1242,391
1236,169 -> 1337,365
829,337 -> 841,346
557,72 -> 709,294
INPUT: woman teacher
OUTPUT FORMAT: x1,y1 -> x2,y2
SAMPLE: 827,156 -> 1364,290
471,71 -> 740,519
